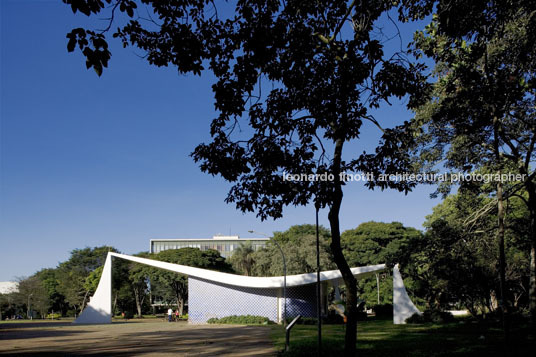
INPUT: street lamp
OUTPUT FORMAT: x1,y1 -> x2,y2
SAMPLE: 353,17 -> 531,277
249,230 -> 287,327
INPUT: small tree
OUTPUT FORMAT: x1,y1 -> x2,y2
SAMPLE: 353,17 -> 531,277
16,276 -> 51,319
230,242 -> 255,276
128,252 -> 151,318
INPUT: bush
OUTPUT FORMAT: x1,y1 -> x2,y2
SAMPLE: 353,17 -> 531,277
425,309 -> 454,323
406,309 -> 454,324
46,313 -> 61,319
373,304 -> 393,318
207,315 -> 274,325
405,312 -> 426,323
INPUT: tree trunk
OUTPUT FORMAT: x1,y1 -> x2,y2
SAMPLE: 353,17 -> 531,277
134,287 -> 143,318
527,188 -> 536,325
177,297 -> 184,316
80,290 -> 90,313
327,136 -> 358,356
112,292 -> 118,316
329,203 -> 358,356
496,178 -> 509,339
493,118 -> 508,340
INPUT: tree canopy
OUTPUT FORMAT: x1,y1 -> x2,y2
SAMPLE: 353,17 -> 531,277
251,224 -> 335,277
411,0 -> 536,323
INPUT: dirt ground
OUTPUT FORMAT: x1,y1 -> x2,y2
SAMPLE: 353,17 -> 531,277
0,319 -> 277,356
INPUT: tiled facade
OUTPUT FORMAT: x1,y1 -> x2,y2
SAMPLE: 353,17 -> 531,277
188,277 -> 327,324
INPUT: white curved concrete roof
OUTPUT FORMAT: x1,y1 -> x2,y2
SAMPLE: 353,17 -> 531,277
111,252 -> 386,289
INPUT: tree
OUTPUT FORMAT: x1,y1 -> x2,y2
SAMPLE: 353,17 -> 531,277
128,252 -> 151,318
342,221 -> 422,307
251,224 -> 335,276
63,1 -> 428,353
0,292 -> 16,320
342,221 -> 421,266
15,276 -> 51,319
34,268 -> 68,316
229,242 -> 256,276
83,253 -> 146,316
403,189 -> 531,316
56,246 -> 118,313
410,0 -> 536,325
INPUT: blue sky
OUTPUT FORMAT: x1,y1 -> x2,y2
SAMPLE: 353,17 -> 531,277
0,0 -> 440,281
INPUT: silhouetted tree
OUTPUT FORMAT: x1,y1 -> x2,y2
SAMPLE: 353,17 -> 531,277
63,1 -> 428,353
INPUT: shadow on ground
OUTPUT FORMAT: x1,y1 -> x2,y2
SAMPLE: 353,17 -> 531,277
0,320 -> 276,356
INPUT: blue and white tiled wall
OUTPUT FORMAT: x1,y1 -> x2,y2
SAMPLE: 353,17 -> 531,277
188,277 -> 323,324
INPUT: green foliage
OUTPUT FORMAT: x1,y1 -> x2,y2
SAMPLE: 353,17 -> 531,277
273,225 -> 331,245
251,225 -> 335,276
405,309 -> 454,324
56,246 -> 119,313
404,190 -> 531,315
46,312 -> 61,319
127,252 -> 151,317
34,268 -> 65,315
207,315 -> 274,325
15,276 -> 51,318
342,221 -> 422,306
342,221 -> 422,266
410,0 -> 536,320
155,248 -> 231,272
229,242 -> 255,276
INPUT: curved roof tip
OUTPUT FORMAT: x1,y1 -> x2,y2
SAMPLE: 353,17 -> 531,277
109,252 -> 386,289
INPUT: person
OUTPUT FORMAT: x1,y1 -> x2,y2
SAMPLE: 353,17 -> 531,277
167,308 -> 173,322
175,309 -> 179,322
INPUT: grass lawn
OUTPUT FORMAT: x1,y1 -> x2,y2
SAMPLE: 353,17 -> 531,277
270,318 -> 535,356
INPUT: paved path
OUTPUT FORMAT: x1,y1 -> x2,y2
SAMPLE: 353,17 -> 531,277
0,320 -> 277,356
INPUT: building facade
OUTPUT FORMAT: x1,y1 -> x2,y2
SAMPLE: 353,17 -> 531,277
150,235 -> 270,258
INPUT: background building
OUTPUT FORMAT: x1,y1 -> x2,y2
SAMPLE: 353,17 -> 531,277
150,235 -> 270,258
0,282 -> 18,294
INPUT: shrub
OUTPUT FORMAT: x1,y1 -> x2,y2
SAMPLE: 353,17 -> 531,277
406,309 -> 454,324
373,304 -> 393,318
405,312 -> 426,323
46,313 -> 61,319
424,309 -> 454,323
207,315 -> 274,325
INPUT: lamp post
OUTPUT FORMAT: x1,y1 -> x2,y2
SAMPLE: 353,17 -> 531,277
249,230 -> 287,327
